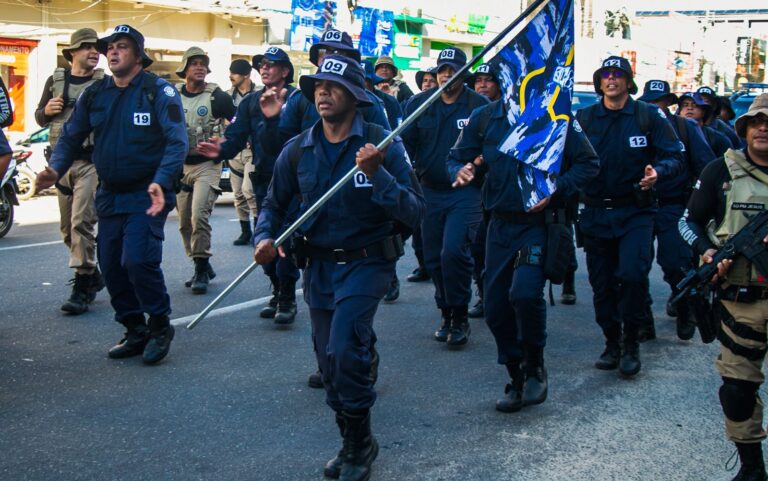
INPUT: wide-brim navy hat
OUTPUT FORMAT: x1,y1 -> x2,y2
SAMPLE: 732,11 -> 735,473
593,55 -> 637,95
299,55 -> 372,107
97,25 -> 153,68
696,86 -> 720,111
415,67 -> 437,91
637,79 -> 678,103
466,63 -> 500,89
362,59 -> 385,85
309,29 -> 360,67
436,47 -> 468,76
252,47 -> 294,84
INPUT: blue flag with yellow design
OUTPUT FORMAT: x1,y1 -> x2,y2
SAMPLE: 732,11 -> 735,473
490,0 -> 574,210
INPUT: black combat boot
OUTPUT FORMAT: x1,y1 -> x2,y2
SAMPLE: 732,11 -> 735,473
308,369 -> 324,389
637,303 -> 656,343
191,258 -> 212,295
108,316 -> 149,359
675,298 -> 696,341
468,283 -> 484,318
324,412 -> 347,479
496,361 -> 525,413
86,268 -> 106,303
666,293 -> 678,318
560,269 -> 576,305
61,273 -> 92,315
233,220 -> 252,246
185,260 -> 216,288
339,410 -> 378,481
595,325 -> 621,370
732,442 -> 768,481
446,306 -> 470,348
522,347 -> 548,406
383,275 -> 400,302
619,326 -> 642,377
406,265 -> 430,282
143,315 -> 175,365
433,308 -> 452,342
273,279 -> 297,325
260,276 -> 280,319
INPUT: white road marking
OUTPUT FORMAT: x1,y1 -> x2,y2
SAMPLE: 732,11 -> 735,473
0,240 -> 64,251
171,289 -> 303,327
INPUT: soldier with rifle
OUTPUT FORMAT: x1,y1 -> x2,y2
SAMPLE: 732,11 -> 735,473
678,93 -> 768,481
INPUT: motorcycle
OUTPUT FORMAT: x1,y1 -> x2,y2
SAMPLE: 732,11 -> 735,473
0,155 -> 19,238
11,150 -> 37,201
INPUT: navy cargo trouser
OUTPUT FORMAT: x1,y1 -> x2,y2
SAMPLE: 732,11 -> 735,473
421,185 -> 483,309
254,181 -> 300,282
98,209 -> 172,325
484,219 -> 547,364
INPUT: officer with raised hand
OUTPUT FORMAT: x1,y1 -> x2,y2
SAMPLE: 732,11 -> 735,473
401,47 -> 489,348
576,56 -> 683,377
374,55 -> 414,104
678,92 -> 732,157
197,47 -> 301,325
253,55 -> 424,481
697,86 -> 744,148
34,28 -> 106,315
226,59 -> 258,246
678,94 -> 768,481
637,80 -> 717,340
450,94 -> 599,413
175,46 -> 236,295
34,24 -> 187,364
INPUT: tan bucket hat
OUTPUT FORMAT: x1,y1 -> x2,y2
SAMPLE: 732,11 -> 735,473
62,28 -> 99,62
176,46 -> 211,78
735,93 -> 768,138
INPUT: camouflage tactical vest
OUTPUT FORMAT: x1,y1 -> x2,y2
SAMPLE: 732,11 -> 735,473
177,82 -> 221,157
48,67 -> 105,149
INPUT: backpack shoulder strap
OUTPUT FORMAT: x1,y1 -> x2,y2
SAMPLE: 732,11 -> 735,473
288,130 -> 312,176
673,115 -> 689,147
83,77 -> 107,110
92,69 -> 105,81
576,104 -> 596,135
475,103 -> 494,142
142,72 -> 159,106
634,100 -> 652,136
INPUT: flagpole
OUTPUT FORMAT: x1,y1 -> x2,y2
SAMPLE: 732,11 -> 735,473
186,0 -> 551,330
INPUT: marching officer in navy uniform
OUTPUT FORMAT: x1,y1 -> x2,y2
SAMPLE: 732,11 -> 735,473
678,94 -> 768,481
450,92 -> 599,412
637,80 -> 717,340
576,56 -> 683,377
677,92 -> 732,157
35,25 -> 187,364
253,55 -> 424,481
198,47 -> 301,325
401,47 -> 489,348
697,86 -> 744,149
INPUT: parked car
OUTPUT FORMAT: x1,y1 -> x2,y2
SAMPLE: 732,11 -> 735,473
731,83 -> 768,119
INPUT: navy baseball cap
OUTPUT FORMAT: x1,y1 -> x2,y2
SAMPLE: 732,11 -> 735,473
696,86 -> 720,110
97,24 -> 153,68
415,67 -> 437,91
309,29 -> 360,67
679,92 -> 713,113
593,55 -> 637,95
466,63 -> 500,89
437,47 -> 467,75
637,80 -> 678,103
361,59 -> 385,85
299,55 -> 372,107
252,46 -> 294,84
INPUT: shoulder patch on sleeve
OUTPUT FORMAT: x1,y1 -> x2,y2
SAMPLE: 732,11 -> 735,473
572,118 -> 583,133
168,103 -> 183,123
163,85 -> 176,97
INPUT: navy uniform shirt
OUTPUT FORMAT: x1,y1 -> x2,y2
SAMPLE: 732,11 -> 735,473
218,85 -> 297,183
703,124 -> 732,158
448,100 -> 599,213
49,71 -> 188,216
656,114 -> 716,198
711,117 -> 743,149
575,98 -> 683,200
401,85 -> 489,189
372,88 -> 402,130
255,113 -> 424,251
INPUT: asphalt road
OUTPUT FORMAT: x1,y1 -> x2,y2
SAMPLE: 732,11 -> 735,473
0,195 -> 743,481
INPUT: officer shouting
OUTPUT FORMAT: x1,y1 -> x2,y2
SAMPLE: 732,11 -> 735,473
34,25 -> 187,364
576,56 -> 683,377
175,46 -> 236,295
253,56 -> 424,481
226,59 -> 258,246
197,47 -> 301,325
401,47 -> 489,348
34,28 -> 106,315
678,94 -> 768,481
450,96 -> 599,412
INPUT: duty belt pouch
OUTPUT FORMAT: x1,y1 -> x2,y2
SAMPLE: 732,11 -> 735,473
292,237 -> 308,269
514,245 -> 544,269
543,223 -> 574,284
632,183 -> 657,208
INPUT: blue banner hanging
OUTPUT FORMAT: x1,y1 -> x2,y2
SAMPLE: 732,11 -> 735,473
290,0 -> 337,53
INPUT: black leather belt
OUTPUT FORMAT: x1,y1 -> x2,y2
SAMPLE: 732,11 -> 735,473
303,235 -> 404,264
583,195 -> 635,209
493,208 -> 570,225
658,195 -> 688,207
719,285 -> 768,303
100,177 -> 153,193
